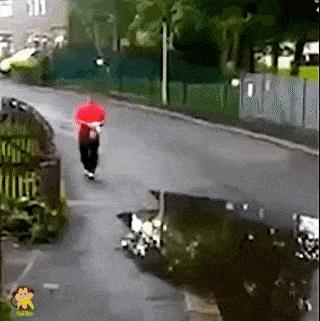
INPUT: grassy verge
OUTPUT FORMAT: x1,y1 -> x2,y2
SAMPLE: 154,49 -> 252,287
278,66 -> 319,81
300,66 -> 319,81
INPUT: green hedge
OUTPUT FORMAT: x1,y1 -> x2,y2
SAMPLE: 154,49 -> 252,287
107,77 -> 240,118
119,77 -> 162,105
169,82 -> 185,108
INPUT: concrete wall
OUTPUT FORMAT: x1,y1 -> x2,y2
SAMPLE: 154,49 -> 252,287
0,0 -> 68,51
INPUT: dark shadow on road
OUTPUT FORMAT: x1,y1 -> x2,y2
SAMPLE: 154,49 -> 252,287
117,194 -> 319,321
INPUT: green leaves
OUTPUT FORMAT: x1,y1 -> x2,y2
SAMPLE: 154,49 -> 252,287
0,194 -> 67,244
0,297 -> 14,321
171,0 -> 204,35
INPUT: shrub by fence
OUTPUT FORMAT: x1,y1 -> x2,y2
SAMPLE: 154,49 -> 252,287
10,55 -> 51,86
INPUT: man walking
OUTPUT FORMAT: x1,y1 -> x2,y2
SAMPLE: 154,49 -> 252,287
74,96 -> 106,180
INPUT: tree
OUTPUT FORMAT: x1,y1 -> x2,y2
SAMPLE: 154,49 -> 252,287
170,0 -> 221,65
207,1 -> 277,75
276,0 -> 319,75
128,0 -> 174,49
209,7 -> 248,75
69,0 -> 135,54
69,0 -> 319,75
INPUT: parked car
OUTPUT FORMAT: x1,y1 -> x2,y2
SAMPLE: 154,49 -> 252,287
0,48 -> 39,73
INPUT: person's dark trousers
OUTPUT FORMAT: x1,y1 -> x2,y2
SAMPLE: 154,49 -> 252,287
79,139 -> 99,173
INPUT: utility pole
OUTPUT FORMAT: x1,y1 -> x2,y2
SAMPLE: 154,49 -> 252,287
162,19 -> 168,106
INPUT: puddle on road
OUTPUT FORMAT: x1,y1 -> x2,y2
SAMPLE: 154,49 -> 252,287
118,192 -> 319,321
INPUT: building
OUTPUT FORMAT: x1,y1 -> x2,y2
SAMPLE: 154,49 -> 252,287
0,0 -> 68,57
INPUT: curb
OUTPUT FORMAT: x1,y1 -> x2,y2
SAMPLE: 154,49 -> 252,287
109,98 -> 319,157
6,250 -> 42,298
20,84 -> 320,157
60,179 -> 66,199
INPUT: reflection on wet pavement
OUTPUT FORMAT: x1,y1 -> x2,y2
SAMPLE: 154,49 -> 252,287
118,191 -> 319,321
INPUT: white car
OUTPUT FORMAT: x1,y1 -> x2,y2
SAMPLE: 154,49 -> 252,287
0,48 -> 38,73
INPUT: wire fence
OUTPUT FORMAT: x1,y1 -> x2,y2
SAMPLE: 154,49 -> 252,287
240,73 -> 319,131
48,48 -> 318,134
106,77 -> 240,119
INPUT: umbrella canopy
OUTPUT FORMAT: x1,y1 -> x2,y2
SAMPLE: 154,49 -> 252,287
74,101 -> 106,125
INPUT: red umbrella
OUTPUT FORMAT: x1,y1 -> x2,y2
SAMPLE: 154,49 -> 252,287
74,101 -> 106,126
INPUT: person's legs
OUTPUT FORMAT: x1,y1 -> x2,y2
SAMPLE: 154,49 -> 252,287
88,139 -> 99,174
79,144 -> 90,172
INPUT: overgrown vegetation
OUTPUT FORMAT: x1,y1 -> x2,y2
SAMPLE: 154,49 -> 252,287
0,195 -> 67,243
1,114 -> 67,244
0,297 -> 15,321
158,206 -> 316,321
10,55 -> 50,85
70,0 -> 319,76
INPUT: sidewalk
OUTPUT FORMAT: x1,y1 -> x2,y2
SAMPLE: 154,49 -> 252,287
1,241 -> 40,296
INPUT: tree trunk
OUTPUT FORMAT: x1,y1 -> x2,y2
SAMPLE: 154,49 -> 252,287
93,22 -> 103,56
231,31 -> 240,66
272,42 -> 280,72
112,22 -> 120,52
249,46 -> 255,73
220,28 -> 230,73
236,33 -> 249,72
291,39 -> 306,76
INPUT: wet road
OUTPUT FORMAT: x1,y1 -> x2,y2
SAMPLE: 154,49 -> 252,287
1,79 -> 319,321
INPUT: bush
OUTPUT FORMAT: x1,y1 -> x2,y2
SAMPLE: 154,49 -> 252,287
11,58 -> 41,85
11,55 -> 51,85
0,297 -> 15,321
11,57 -> 39,69
0,195 -> 68,243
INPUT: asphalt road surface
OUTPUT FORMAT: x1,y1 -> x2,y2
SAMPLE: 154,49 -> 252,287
1,79 -> 319,321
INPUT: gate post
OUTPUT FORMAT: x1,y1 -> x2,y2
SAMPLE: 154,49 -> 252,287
38,156 -> 61,209
302,78 -> 307,128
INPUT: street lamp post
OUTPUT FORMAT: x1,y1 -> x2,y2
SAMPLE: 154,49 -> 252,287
162,19 -> 168,106
94,57 -> 111,93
